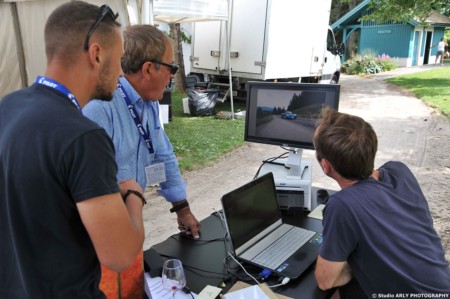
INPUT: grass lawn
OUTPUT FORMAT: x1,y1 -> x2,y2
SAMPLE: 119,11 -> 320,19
386,65 -> 450,119
164,92 -> 246,172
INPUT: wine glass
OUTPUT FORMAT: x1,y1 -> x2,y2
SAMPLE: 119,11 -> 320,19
161,259 -> 186,298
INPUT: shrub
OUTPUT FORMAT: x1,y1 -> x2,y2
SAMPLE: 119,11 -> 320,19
376,54 -> 398,72
342,53 -> 398,75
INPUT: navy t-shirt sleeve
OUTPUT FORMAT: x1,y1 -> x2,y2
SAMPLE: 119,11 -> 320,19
61,129 -> 120,202
319,197 -> 359,262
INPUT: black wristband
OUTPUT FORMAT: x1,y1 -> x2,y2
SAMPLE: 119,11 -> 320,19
170,201 -> 189,213
123,190 -> 147,206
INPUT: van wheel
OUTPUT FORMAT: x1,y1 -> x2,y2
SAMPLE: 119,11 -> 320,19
330,74 -> 339,84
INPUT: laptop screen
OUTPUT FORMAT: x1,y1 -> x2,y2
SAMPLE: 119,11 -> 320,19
222,173 -> 281,249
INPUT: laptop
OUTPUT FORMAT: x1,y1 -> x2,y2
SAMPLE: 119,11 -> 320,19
220,172 -> 322,279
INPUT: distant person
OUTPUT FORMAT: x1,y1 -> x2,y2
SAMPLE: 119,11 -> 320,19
0,2 -> 146,298
83,25 -> 201,238
432,38 -> 448,65
313,108 -> 450,297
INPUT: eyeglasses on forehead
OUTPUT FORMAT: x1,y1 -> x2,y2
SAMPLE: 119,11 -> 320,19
150,60 -> 179,75
83,5 -> 119,52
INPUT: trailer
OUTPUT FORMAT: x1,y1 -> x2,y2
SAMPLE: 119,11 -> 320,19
189,0 -> 344,99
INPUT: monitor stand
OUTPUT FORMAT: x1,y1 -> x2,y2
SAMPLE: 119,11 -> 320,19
258,148 -> 312,211
285,148 -> 306,180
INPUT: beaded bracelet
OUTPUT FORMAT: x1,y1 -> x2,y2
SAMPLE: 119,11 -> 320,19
123,189 -> 147,206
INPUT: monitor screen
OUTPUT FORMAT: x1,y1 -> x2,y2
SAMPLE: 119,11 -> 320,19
244,82 -> 340,150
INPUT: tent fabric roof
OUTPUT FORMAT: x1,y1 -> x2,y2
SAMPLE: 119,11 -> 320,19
331,0 -> 450,30
153,0 -> 228,23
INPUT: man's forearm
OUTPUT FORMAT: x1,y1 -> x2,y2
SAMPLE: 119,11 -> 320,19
315,257 -> 353,290
124,192 -> 145,240
334,262 -> 352,287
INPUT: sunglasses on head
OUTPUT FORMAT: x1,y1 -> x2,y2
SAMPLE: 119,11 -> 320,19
150,59 -> 179,75
83,5 -> 119,52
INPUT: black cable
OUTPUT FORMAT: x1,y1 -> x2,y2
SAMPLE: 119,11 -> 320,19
170,234 -> 226,244
253,149 -> 289,179
158,210 -> 240,289
281,146 -> 296,152
211,192 -> 268,283
223,252 -> 264,283
211,210 -> 227,229
182,286 -> 195,299
160,215 -> 232,281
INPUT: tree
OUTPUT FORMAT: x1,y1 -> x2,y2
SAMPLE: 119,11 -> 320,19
331,0 -> 450,24
365,0 -> 449,23
330,0 -> 362,24
168,23 -> 187,93
331,0 -> 363,58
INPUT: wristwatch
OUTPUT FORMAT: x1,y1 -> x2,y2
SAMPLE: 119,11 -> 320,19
170,201 -> 189,213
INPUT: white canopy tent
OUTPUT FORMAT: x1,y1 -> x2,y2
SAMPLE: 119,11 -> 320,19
151,0 -> 228,24
0,0 -> 235,117
148,0 -> 235,118
0,0 -> 129,98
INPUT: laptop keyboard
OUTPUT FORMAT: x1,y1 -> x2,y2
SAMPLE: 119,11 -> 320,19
251,227 -> 316,269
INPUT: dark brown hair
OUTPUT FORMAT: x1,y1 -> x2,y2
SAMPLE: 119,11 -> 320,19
314,107 -> 378,180
44,1 -> 121,66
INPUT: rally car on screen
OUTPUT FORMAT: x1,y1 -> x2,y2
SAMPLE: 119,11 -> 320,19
281,111 -> 297,119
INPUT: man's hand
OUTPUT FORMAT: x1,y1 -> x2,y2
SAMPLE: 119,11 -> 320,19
175,205 -> 201,239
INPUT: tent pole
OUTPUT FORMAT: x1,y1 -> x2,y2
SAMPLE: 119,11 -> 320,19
11,2 -> 28,88
225,1 -> 234,120
142,0 -> 153,25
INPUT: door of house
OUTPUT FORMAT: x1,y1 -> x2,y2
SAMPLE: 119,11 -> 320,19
424,31 -> 433,65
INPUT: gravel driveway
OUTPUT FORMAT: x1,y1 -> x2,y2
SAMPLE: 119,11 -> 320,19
143,65 -> 450,263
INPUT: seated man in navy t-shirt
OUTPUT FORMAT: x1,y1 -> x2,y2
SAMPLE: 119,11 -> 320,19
313,108 -> 450,297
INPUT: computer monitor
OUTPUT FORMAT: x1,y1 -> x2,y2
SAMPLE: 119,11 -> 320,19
244,81 -> 340,179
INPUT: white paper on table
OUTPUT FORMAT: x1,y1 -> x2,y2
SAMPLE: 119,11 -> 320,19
308,204 -> 325,220
144,273 -> 197,299
223,285 -> 270,299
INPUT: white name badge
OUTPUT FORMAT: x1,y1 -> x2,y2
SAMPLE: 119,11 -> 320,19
145,162 -> 166,186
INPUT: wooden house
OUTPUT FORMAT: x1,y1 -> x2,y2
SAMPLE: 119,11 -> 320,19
331,0 -> 450,66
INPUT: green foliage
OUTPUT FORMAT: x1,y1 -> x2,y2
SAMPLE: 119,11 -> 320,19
179,29 -> 191,44
386,66 -> 450,118
341,53 -> 398,75
330,0 -> 363,25
362,0 -> 449,23
331,0 -> 449,25
160,23 -> 192,44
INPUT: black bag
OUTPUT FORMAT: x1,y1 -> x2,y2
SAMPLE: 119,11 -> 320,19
187,88 -> 219,116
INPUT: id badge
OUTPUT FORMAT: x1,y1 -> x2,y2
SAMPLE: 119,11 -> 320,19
145,161 -> 166,186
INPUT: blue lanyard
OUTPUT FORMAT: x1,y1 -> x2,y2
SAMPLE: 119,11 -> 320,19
35,76 -> 81,112
118,83 -> 154,154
